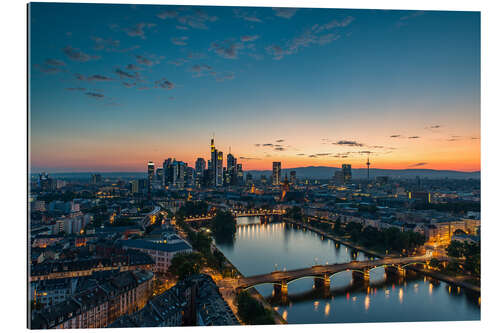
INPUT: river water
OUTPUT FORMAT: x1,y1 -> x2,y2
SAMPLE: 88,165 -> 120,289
215,217 -> 480,324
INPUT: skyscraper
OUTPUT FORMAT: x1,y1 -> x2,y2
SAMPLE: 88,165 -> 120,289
147,161 -> 155,192
216,151 -> 223,187
227,152 -> 237,185
366,154 -> 371,180
195,158 -> 206,188
342,164 -> 352,183
290,171 -> 296,185
237,164 -> 243,185
272,162 -> 281,186
163,158 -> 173,187
210,137 -> 217,187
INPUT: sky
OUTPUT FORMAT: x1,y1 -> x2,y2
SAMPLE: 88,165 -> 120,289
29,3 -> 480,172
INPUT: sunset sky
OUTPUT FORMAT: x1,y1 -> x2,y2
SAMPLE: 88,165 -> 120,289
29,3 -> 480,172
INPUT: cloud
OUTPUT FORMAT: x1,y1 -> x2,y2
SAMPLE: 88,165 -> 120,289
272,8 -> 298,19
91,36 -> 120,51
154,78 -> 175,89
276,139 -> 285,142
266,17 -> 353,60
429,125 -> 441,129
397,11 -> 425,28
262,143 -> 274,147
296,153 -> 305,156
157,9 -> 178,19
171,36 -> 189,46
63,46 -> 100,62
210,40 -> 244,59
215,71 -> 235,82
233,8 -> 262,22
239,156 -> 261,160
390,134 -> 401,138
115,68 -> 137,79
44,58 -> 66,67
34,64 -> 62,74
161,8 -> 217,30
87,74 -> 113,82
85,92 -> 105,98
125,23 -> 156,39
65,87 -> 86,91
168,58 -> 189,66
408,136 -> 420,139
308,154 -> 318,158
274,147 -> 286,151
333,140 -> 364,147
254,144 -> 261,147
122,82 -> 136,88
241,35 -> 260,42
135,54 -> 164,67
409,162 -> 428,167
126,64 -> 143,71
315,153 -> 331,156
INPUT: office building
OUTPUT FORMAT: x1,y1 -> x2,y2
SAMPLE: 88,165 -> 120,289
147,162 -> 155,192
272,162 -> 281,186
342,164 -> 352,183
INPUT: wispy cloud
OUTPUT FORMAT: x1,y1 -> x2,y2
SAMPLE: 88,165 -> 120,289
276,139 -> 285,143
390,134 -> 401,138
241,35 -> 260,42
333,140 -> 364,147
135,54 -> 164,67
154,78 -> 175,89
272,8 -> 298,19
115,68 -> 138,79
239,156 -> 262,160
233,8 -> 262,23
266,16 -> 353,60
171,36 -> 189,46
408,136 -> 420,139
124,23 -> 156,39
159,8 -> 217,30
408,162 -> 428,167
63,46 -> 100,62
85,92 -> 105,99
210,40 -> 244,59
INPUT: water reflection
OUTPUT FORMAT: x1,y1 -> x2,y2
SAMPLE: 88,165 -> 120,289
216,219 -> 480,324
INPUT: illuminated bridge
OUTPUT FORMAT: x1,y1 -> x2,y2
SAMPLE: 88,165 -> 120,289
182,209 -> 285,222
235,255 -> 450,295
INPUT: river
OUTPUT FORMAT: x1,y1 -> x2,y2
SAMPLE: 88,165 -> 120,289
215,217 -> 480,324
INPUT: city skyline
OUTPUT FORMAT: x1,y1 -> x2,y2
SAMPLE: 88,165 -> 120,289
29,4 -> 480,173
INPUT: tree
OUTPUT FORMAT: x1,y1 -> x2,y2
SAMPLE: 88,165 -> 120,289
168,252 -> 203,280
446,241 -> 466,258
211,210 -> 237,244
236,291 -> 275,325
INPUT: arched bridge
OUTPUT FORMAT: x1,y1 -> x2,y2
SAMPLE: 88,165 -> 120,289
183,209 -> 285,222
235,255 -> 449,294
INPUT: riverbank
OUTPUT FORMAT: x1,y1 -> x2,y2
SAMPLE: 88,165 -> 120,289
219,253 -> 287,325
283,218 -> 481,294
406,266 -> 480,294
284,218 -> 385,258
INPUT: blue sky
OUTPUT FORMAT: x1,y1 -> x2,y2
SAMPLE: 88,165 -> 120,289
29,3 -> 480,172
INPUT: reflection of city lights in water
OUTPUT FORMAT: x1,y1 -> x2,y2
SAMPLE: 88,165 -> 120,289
364,295 -> 370,311
324,302 -> 331,317
346,292 -> 350,300
314,301 -> 319,311
282,310 -> 288,321
429,283 -> 433,295
273,307 -> 278,311
399,288 -> 404,303
352,296 -> 357,302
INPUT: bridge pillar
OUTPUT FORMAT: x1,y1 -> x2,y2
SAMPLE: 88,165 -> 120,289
274,281 -> 288,295
397,265 -> 406,277
314,276 -> 330,289
352,269 -> 370,283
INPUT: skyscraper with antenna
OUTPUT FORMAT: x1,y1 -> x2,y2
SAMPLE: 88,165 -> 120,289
366,153 -> 371,181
